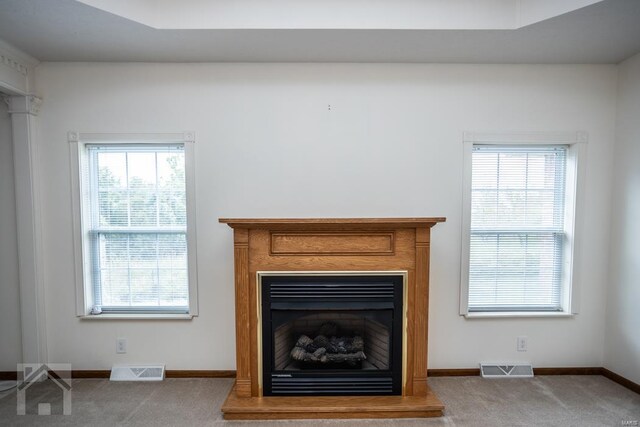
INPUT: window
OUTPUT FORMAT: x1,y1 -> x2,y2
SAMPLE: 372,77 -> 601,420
460,133 -> 585,316
70,133 -> 197,317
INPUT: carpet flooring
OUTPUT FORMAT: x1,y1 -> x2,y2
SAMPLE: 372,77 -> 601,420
0,375 -> 638,426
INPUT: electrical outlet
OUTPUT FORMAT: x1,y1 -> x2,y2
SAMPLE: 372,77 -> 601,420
517,336 -> 528,352
116,338 -> 127,354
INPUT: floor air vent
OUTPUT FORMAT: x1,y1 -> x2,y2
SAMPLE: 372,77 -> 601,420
110,365 -> 165,381
480,363 -> 533,378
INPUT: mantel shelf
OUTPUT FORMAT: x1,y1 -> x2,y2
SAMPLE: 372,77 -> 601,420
219,217 -> 446,229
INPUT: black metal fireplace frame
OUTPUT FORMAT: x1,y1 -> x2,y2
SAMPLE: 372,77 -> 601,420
261,275 -> 404,396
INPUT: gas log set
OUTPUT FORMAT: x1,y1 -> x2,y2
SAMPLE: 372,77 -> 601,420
289,322 -> 367,367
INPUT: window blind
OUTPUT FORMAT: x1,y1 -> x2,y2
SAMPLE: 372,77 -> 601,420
468,145 -> 567,312
85,144 -> 189,313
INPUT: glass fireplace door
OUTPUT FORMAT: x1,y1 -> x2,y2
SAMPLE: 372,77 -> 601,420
261,275 -> 403,396
271,309 -> 393,372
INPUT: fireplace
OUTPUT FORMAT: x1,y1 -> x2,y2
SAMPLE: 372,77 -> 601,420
261,274 -> 404,396
219,218 -> 446,419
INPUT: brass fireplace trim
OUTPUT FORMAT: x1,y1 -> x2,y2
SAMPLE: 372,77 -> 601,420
256,270 -> 409,397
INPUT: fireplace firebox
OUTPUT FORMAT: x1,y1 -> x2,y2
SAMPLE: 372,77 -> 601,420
261,275 -> 403,396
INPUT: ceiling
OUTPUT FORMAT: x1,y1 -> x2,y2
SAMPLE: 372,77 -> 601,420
74,0 -> 602,30
0,0 -> 639,63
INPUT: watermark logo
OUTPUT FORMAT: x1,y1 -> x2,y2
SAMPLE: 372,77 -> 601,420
17,363 -> 72,415
622,421 -> 639,426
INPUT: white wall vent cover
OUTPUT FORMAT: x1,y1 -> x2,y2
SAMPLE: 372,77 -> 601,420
480,363 -> 533,378
110,365 -> 165,381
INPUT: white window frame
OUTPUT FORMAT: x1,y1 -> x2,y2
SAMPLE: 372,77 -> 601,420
69,132 -> 198,319
460,131 -> 587,318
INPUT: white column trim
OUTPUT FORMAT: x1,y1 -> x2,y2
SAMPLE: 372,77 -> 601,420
0,39 -> 39,96
7,95 -> 48,365
6,95 -> 42,115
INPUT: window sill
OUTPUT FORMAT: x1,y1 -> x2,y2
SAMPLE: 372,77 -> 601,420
78,313 -> 194,320
463,311 -> 575,319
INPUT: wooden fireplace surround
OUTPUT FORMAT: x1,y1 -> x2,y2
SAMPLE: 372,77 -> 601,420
219,217 -> 446,419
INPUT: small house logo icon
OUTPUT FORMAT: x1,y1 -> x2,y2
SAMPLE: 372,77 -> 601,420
17,363 -> 72,415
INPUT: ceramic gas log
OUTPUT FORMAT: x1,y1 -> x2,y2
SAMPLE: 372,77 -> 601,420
290,323 -> 366,366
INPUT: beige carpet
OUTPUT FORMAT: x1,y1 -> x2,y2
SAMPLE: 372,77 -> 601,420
0,376 -> 638,426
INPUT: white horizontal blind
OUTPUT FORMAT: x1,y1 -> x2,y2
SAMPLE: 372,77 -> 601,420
469,145 -> 567,312
85,144 -> 189,313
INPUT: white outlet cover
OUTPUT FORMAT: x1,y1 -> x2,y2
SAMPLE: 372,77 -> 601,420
116,338 -> 127,354
517,336 -> 528,352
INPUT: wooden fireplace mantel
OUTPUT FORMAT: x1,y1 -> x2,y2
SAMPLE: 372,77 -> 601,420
219,217 -> 446,419
219,217 -> 446,228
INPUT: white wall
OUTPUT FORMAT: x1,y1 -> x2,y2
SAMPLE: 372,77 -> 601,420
605,52 -> 640,384
0,97 -> 23,370
34,63 -> 616,370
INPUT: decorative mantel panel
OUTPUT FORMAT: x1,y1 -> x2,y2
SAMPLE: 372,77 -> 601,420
219,217 -> 445,419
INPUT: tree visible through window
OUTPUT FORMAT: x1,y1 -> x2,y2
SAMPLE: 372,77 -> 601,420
86,144 -> 189,313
